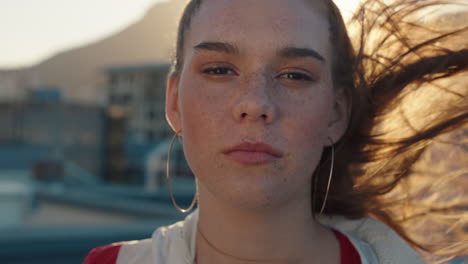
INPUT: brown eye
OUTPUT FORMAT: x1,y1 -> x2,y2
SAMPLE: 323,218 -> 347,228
278,72 -> 314,82
202,67 -> 235,75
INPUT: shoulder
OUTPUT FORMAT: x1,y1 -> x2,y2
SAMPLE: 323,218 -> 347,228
83,214 -> 196,264
84,239 -> 154,264
83,242 -> 126,264
115,239 -> 153,264
319,216 -> 427,264
150,212 -> 197,263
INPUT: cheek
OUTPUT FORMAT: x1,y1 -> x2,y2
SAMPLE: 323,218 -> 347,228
279,91 -> 333,171
178,73 -> 238,139
282,91 -> 332,139
178,78 -> 229,163
180,83 -> 214,138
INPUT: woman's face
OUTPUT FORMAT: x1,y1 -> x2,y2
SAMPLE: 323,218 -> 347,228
166,0 -> 348,210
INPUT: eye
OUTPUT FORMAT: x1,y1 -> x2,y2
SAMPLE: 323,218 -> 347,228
278,72 -> 314,82
202,67 -> 236,75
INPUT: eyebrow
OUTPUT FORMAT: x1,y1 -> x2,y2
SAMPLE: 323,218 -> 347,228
194,41 -> 240,54
277,47 -> 325,62
193,41 -> 325,62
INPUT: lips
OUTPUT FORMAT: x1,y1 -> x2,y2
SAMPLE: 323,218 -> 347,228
222,142 -> 283,165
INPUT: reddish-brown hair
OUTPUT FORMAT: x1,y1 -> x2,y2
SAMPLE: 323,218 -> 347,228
169,0 -> 468,260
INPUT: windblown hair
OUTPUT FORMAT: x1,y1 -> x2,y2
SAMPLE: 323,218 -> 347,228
170,0 -> 468,260
321,0 -> 467,260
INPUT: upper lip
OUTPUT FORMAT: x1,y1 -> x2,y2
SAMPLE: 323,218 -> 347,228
222,142 -> 284,157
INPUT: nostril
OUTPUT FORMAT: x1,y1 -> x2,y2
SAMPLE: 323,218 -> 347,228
241,113 -> 248,118
261,114 -> 267,119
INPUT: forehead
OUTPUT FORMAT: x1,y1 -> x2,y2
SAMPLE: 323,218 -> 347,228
186,0 -> 331,59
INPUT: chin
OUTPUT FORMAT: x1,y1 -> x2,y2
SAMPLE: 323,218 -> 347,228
193,160 -> 311,211
219,184 -> 299,211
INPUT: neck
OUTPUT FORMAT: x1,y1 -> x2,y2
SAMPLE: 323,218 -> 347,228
194,184 -> 340,264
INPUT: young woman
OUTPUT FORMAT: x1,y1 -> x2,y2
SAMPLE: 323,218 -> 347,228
84,0 -> 467,263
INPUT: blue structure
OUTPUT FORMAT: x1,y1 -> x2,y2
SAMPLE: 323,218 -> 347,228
30,88 -> 62,103
125,140 -> 160,184
0,224 -> 158,264
0,144 -> 49,171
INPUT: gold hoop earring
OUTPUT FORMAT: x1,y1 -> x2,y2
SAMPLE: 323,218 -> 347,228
319,139 -> 335,216
166,132 -> 197,213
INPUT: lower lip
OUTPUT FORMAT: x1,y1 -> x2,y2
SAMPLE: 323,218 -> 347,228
225,151 -> 280,165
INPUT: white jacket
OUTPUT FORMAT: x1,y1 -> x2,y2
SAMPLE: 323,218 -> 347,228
115,209 -> 427,263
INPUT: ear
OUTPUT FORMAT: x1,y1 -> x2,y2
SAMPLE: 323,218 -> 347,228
165,74 -> 182,133
326,88 -> 350,145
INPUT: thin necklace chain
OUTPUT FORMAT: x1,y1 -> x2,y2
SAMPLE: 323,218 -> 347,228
196,225 -> 283,263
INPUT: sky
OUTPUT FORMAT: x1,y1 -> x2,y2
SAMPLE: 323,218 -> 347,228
0,0 -> 162,68
0,0 -> 362,69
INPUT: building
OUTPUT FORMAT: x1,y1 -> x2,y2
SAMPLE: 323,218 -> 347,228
106,64 -> 172,143
0,100 -> 106,178
105,64 -> 175,183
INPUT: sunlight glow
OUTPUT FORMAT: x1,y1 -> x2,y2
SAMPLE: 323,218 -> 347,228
333,0 -> 362,20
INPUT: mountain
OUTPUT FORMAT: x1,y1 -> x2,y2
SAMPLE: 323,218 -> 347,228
19,0 -> 188,104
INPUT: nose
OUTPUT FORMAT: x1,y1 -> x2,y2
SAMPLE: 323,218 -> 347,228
232,74 -> 276,124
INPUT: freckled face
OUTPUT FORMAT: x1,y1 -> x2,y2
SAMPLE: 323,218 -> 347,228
167,0 -> 344,209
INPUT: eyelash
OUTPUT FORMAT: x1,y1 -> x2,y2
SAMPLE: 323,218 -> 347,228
201,66 -> 315,82
277,72 -> 314,82
202,67 -> 236,75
